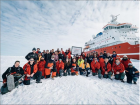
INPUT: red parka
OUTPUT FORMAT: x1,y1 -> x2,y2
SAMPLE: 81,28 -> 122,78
121,59 -> 132,69
91,61 -> 100,73
101,62 -> 112,75
112,63 -> 125,74
23,62 -> 38,80
56,61 -> 64,73
38,60 -> 46,76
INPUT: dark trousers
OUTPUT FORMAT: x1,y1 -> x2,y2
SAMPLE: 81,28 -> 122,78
86,68 -> 90,76
103,71 -> 112,79
115,72 -> 125,80
56,69 -> 63,77
79,68 -> 84,75
23,71 -> 42,85
63,69 -> 71,76
126,72 -> 139,83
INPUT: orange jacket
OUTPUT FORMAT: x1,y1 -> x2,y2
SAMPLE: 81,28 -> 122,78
56,61 -> 64,73
23,62 -> 38,80
38,60 -> 46,76
91,61 -> 100,73
45,59 -> 56,77
101,62 -> 112,75
112,63 -> 125,74
68,52 -> 71,59
71,63 -> 78,74
121,59 -> 132,69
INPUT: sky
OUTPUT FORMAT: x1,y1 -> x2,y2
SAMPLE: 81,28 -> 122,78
1,0 -> 139,56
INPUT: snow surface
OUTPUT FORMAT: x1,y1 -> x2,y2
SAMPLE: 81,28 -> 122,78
0,56 -> 140,104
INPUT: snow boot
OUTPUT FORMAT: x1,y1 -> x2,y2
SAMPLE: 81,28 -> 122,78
36,81 -> 42,83
134,82 -> 137,84
121,79 -> 125,83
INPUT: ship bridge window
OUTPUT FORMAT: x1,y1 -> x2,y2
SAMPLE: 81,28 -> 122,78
121,26 -> 124,28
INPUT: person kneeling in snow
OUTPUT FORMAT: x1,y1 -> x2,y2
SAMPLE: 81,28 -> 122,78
125,63 -> 139,84
23,58 -> 42,85
79,59 -> 90,76
56,59 -> 64,77
121,55 -> 132,70
45,55 -> 57,79
91,58 -> 102,79
37,56 -> 46,79
101,58 -> 112,79
1,61 -> 24,94
112,58 -> 125,82
70,58 -> 79,76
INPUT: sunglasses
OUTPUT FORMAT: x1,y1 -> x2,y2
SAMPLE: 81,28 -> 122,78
30,60 -> 34,61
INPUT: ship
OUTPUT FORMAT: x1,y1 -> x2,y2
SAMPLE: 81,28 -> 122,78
84,15 -> 140,60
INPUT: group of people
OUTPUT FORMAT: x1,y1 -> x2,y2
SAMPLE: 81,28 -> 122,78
1,47 -> 139,94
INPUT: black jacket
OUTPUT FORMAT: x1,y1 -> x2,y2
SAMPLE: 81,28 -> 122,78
25,52 -> 39,61
58,54 -> 64,61
65,52 -> 68,55
89,55 -> 94,63
126,67 -> 139,77
44,53 -> 51,61
45,59 -> 56,72
107,56 -> 113,65
64,62 -> 71,70
2,66 -> 24,80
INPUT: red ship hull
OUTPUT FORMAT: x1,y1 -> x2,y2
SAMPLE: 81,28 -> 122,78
85,42 -> 140,60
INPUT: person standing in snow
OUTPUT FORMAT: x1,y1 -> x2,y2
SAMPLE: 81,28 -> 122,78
103,51 -> 107,59
91,57 -> 102,79
106,53 -> 113,66
101,58 -> 112,79
112,51 -> 120,64
1,61 -> 24,94
23,58 -> 42,85
125,63 -> 139,84
44,50 -> 51,62
37,51 -> 42,64
112,58 -> 125,82
54,51 -> 59,62
45,55 -> 57,79
42,50 -> 46,56
58,51 -> 64,62
25,48 -> 39,63
37,56 -> 46,79
36,48 -> 40,54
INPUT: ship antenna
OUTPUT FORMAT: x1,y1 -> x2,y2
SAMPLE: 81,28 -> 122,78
111,14 -> 120,23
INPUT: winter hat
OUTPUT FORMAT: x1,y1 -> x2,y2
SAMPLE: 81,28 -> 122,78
123,55 -> 127,58
32,48 -> 36,51
128,63 -> 133,66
